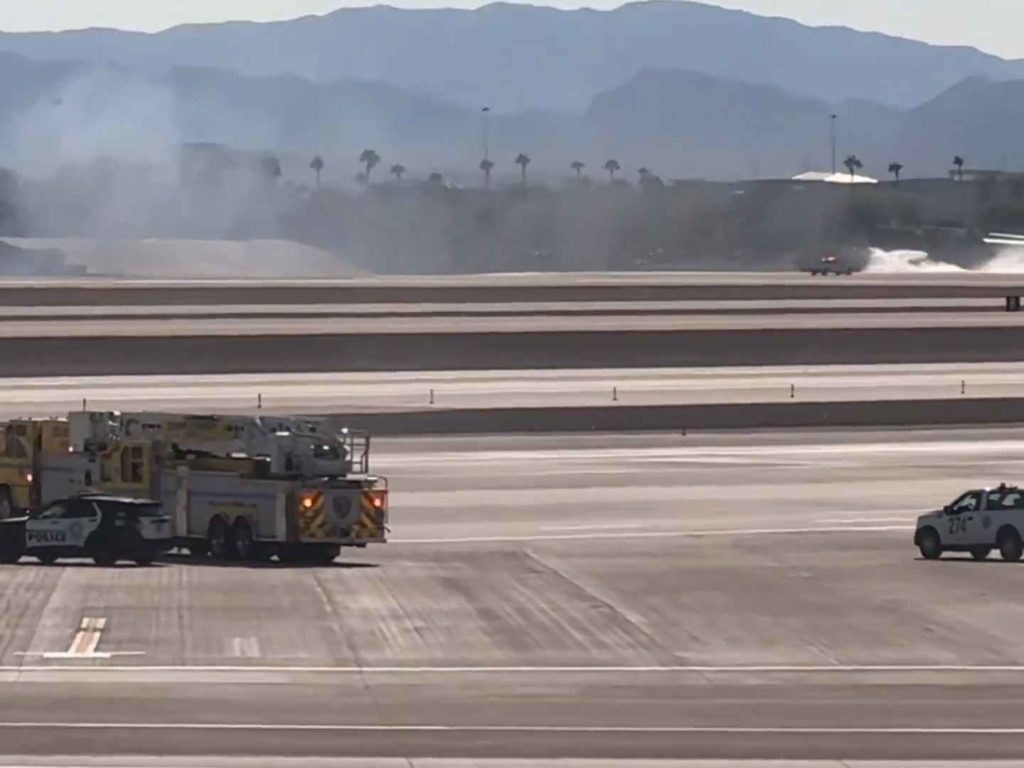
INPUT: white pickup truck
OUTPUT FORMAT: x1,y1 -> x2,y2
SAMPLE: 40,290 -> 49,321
915,484 -> 1024,562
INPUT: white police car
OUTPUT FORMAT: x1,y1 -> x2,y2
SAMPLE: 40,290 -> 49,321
0,493 -> 173,566
915,484 -> 1024,562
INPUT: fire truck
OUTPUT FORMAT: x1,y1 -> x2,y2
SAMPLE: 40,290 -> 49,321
0,412 -> 388,564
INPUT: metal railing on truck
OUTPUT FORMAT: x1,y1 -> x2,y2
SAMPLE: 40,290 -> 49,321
340,429 -> 372,475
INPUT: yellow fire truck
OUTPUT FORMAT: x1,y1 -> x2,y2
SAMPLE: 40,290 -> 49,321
0,411 -> 388,564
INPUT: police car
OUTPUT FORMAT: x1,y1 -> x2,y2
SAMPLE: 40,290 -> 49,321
0,493 -> 173,566
914,484 -> 1024,562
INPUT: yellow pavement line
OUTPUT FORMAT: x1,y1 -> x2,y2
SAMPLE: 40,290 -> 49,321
67,617 -> 106,657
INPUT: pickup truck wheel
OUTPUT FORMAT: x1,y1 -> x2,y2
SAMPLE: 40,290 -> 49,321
0,525 -> 22,563
970,546 -> 992,561
917,528 -> 942,560
999,527 -> 1023,562
0,544 -> 21,569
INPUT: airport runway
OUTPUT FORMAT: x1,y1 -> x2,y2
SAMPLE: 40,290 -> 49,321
0,297 -> 1006,316
4,271 -> 1024,306
8,326 -> 1024,376
1,363 -> 1023,417
5,273 -> 1024,761
5,429 -> 1024,760
3,274 -> 1024,377
7,310 -> 1024,337
1,762 -> 1013,768
0,763 -> 1015,768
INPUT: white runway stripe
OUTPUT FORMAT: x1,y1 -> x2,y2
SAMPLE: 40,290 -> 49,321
7,364 -> 1024,416
2,722 -> 1024,735
393,524 -> 913,545
8,663 -> 1024,673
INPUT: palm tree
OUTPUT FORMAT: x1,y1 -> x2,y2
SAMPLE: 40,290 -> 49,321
604,159 -> 621,182
261,156 -> 282,182
309,155 -> 325,189
953,155 -> 965,181
359,149 -> 381,183
570,160 -> 585,178
515,153 -> 531,186
390,163 -> 406,183
480,158 -> 495,188
888,162 -> 904,183
843,154 -> 863,180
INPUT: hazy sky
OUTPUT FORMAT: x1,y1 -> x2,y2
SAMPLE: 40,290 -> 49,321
1,1 -> 1021,59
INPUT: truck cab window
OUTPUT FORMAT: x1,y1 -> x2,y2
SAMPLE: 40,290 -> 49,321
38,503 -> 66,520
950,492 -> 982,513
64,499 -> 97,519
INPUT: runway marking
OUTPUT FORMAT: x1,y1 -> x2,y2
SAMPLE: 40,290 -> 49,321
4,722 -> 1024,735
7,663 -> 1024,673
68,617 -> 106,656
227,637 -> 261,658
18,617 -> 145,661
23,617 -> 118,660
383,442 -> 1024,471
540,523 -> 646,531
393,524 -> 913,545
815,516 -> 912,524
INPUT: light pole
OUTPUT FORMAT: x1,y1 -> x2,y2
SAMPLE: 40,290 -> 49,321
481,106 -> 491,163
830,113 -> 837,175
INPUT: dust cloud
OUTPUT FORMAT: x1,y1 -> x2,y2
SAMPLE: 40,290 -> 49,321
865,248 -> 1024,274
864,249 -> 965,274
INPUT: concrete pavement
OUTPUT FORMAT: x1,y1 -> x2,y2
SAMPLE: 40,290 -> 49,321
0,364 -> 1022,418
0,297 -> 1005,318
7,310 -> 1024,337
10,326 -> 1024,376
5,429 -> 1024,759
6,270 -> 1024,307
6,762 -> 1021,768
11,762 -> 1020,768
8,762 -> 1018,768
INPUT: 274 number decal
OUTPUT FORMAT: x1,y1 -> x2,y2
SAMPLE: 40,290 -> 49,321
948,517 -> 969,535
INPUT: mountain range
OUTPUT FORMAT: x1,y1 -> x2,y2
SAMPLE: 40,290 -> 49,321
0,2 -> 1021,113
1,2 -> 1024,182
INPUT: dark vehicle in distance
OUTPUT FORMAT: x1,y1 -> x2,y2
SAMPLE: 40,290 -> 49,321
804,253 -> 858,276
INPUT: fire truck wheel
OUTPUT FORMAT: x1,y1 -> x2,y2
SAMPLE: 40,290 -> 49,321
207,517 -> 230,560
231,518 -> 255,561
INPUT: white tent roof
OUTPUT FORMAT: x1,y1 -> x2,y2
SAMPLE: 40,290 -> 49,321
793,171 -> 878,185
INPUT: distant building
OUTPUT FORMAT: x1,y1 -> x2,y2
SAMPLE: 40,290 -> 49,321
792,171 -> 878,185
949,169 -> 1024,182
